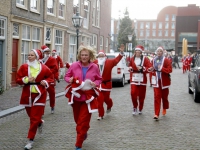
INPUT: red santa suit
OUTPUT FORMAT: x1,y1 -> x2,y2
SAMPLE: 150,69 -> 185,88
41,45 -> 58,111
129,45 -> 152,114
187,55 -> 192,71
151,47 -> 172,119
182,56 -> 188,73
52,50 -> 64,81
96,50 -> 123,119
16,49 -> 54,140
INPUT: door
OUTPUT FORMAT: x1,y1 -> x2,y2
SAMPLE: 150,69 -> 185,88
11,39 -> 19,87
0,41 -> 3,89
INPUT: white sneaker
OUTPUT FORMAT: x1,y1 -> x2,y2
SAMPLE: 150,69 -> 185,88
24,140 -> 34,150
97,116 -> 103,120
132,108 -> 138,115
51,107 -> 54,114
138,110 -> 142,114
38,120 -> 44,134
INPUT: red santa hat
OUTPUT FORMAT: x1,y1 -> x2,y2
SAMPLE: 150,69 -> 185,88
31,49 -> 42,60
41,45 -> 50,53
71,77 -> 85,91
97,50 -> 106,57
135,45 -> 144,52
155,46 -> 164,54
52,49 -> 57,53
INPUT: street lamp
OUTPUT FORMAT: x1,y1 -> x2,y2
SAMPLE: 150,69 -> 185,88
127,34 -> 133,59
145,24 -> 149,50
72,12 -> 83,60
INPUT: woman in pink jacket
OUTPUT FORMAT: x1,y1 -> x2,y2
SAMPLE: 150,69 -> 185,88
65,45 -> 102,150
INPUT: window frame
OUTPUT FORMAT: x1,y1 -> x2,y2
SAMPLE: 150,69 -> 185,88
83,0 -> 90,29
30,0 -> 40,13
59,0 -> 66,18
0,19 -> 6,39
47,0 -> 55,16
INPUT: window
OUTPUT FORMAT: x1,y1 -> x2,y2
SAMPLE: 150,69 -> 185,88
165,14 -> 169,21
158,30 -> 162,36
47,0 -> 54,14
46,27 -> 51,42
16,0 -> 27,9
92,34 -> 97,48
171,22 -> 175,29
32,27 -> 40,49
96,0 -> 100,27
171,30 -> 175,37
165,22 -> 168,29
16,0 -> 24,5
159,22 -> 162,29
140,22 -> 144,29
22,25 -> 31,64
59,0 -> 65,18
152,22 -> 156,29
92,0 -> 96,25
100,36 -> 103,50
146,22 -> 150,29
30,0 -> 39,12
165,30 -> 168,37
0,19 -> 6,38
152,30 -> 156,37
105,38 -> 108,53
146,30 -> 149,37
69,35 -> 77,63
83,0 -> 90,28
172,14 -> 176,21
140,30 -> 144,36
13,23 -> 19,37
55,30 -> 63,56
73,0 -> 80,14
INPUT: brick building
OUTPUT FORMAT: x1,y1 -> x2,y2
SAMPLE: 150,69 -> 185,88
1,0 -> 112,90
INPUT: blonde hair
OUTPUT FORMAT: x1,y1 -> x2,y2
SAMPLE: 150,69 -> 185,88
77,45 -> 97,62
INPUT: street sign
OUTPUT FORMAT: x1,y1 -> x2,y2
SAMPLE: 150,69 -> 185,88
128,43 -> 132,51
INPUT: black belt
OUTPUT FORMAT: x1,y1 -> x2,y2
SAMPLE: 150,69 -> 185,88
25,82 -> 41,85
102,80 -> 111,84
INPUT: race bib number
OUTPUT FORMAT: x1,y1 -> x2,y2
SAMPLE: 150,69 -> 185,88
151,76 -> 156,84
132,73 -> 143,82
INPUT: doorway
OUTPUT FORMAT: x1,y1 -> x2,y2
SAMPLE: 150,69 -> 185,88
11,39 -> 19,87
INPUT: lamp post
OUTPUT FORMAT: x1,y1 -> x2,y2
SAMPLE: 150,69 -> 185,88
127,34 -> 133,60
72,12 -> 83,60
145,24 -> 149,50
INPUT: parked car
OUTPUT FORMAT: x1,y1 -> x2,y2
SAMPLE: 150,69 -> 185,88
188,55 -> 200,102
106,53 -> 130,87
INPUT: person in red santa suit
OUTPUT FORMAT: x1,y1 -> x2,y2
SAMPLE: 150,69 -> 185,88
148,47 -> 172,120
52,49 -> 64,83
16,49 -> 54,150
182,55 -> 188,74
95,44 -> 125,120
65,45 -> 102,150
187,53 -> 192,71
129,45 -> 152,115
40,45 -> 58,114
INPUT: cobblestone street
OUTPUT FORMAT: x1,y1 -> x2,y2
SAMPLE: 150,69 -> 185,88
1,68 -> 200,150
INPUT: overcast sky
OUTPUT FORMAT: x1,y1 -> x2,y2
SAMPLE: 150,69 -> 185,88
111,0 -> 200,19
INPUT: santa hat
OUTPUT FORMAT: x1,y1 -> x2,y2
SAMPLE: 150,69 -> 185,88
71,77 -> 85,91
52,49 -> 57,53
97,50 -> 106,57
41,45 -> 50,53
155,46 -> 164,54
31,49 -> 42,60
135,45 -> 144,52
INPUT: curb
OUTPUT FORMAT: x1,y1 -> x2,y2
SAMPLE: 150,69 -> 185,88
0,92 -> 65,118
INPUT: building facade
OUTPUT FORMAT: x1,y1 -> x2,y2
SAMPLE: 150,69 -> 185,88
1,0 -> 112,90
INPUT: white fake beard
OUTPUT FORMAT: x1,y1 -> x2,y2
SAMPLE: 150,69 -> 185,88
81,79 -> 93,91
53,54 -> 57,58
44,54 -> 50,58
98,57 -> 106,65
27,60 -> 38,69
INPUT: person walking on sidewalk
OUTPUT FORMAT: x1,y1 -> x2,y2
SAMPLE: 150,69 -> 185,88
148,47 -> 172,120
95,44 -> 125,120
52,49 -> 64,83
129,45 -> 152,115
65,45 -> 102,150
173,54 -> 181,69
16,49 -> 54,150
40,45 -> 58,114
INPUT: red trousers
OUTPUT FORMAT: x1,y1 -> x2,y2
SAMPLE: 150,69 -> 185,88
25,93 -> 44,140
182,65 -> 187,73
187,65 -> 191,71
130,84 -> 146,111
154,80 -> 169,117
97,90 -> 113,117
47,84 -> 55,108
72,100 -> 92,148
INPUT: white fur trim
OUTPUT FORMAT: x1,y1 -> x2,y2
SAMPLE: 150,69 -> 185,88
72,81 -> 85,91
85,96 -> 95,103
42,47 -> 50,52
71,90 -> 81,98
135,48 -> 142,51
31,49 -> 39,59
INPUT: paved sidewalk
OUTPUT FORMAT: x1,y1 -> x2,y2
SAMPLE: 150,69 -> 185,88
0,80 -> 67,118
